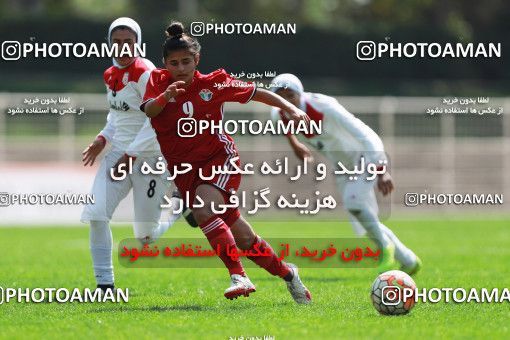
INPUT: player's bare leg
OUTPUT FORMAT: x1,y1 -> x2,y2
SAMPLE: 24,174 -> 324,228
193,184 -> 254,299
230,216 -> 312,304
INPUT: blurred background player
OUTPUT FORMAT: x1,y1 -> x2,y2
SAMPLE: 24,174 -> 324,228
141,22 -> 312,303
80,17 -> 192,292
270,73 -> 422,275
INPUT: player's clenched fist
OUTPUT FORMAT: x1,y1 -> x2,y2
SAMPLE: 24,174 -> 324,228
143,80 -> 187,118
163,80 -> 186,101
377,172 -> 394,196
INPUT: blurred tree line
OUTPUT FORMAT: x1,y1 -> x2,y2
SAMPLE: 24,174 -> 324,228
0,0 -> 508,95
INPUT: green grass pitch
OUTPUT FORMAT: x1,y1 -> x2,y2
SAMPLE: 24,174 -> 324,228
0,219 -> 509,339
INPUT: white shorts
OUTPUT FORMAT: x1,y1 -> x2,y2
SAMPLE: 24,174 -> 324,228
336,173 -> 379,236
81,150 -> 170,239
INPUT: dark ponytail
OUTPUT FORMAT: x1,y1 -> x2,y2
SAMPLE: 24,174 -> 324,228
163,21 -> 201,59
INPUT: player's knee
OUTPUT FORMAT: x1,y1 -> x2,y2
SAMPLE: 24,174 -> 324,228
348,207 -> 377,225
235,233 -> 256,250
347,208 -> 361,216
348,206 -> 378,224
83,205 -> 110,222
90,219 -> 103,226
192,207 -> 214,226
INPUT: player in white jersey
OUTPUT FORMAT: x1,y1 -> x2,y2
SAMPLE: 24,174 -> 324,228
80,17 -> 194,291
270,73 -> 421,275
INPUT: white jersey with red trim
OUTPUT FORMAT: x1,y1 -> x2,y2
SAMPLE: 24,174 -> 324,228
98,57 -> 161,157
271,92 -> 386,167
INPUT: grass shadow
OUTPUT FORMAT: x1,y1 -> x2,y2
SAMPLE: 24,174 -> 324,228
87,305 -> 212,313
253,276 -> 347,283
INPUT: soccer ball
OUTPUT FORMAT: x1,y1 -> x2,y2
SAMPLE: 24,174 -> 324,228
370,270 -> 417,315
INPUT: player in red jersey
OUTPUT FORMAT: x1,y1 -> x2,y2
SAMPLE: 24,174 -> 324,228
141,22 -> 312,303
81,18 -> 196,293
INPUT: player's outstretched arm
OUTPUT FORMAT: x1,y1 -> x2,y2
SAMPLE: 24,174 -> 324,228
143,81 -> 186,118
286,134 -> 314,162
252,89 -> 310,124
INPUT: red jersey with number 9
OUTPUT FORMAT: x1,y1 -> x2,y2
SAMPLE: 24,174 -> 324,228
142,68 -> 256,166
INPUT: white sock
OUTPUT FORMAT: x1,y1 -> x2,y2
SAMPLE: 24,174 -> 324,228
151,209 -> 182,241
90,220 -> 114,285
349,208 -> 392,248
379,223 -> 416,266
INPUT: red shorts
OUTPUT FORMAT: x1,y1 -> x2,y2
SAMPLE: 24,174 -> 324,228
172,151 -> 241,226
